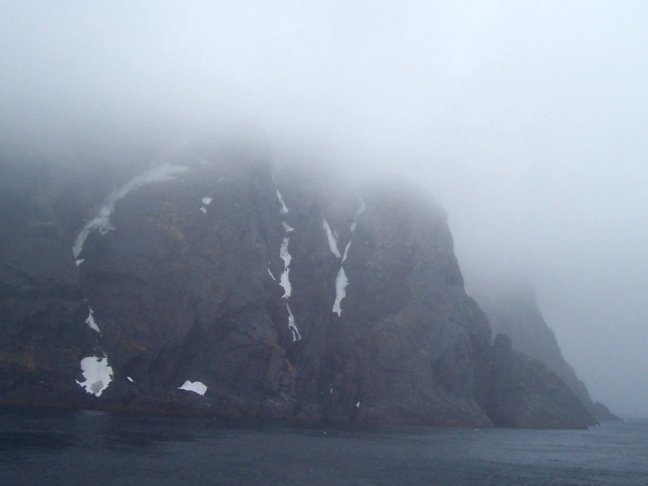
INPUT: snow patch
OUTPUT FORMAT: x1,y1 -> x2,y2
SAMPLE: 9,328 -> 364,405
127,376 -> 134,383
75,258 -> 85,267
200,196 -> 212,213
178,380 -> 208,396
279,237 -> 292,298
267,267 -> 277,281
76,356 -> 113,397
72,164 -> 188,259
282,222 -> 294,233
323,219 -> 341,258
332,267 -> 349,316
85,308 -> 101,333
286,303 -> 301,342
356,401 -> 361,408
276,190 -> 289,215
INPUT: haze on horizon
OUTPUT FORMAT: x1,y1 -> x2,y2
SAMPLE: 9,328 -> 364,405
1,0 -> 647,418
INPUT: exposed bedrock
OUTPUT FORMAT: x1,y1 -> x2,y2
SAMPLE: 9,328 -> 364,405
475,282 -> 619,423
0,152 -> 596,428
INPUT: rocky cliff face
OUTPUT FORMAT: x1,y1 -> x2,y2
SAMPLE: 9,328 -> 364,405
0,150 -> 596,428
475,283 -> 619,423
483,335 -> 595,429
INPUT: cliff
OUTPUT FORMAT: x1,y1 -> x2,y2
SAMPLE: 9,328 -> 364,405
475,282 -> 620,423
483,334 -> 595,429
0,150 -> 596,428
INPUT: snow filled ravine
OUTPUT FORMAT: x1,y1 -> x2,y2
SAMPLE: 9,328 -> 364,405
323,219 -> 341,259
332,267 -> 349,317
331,197 -> 365,316
276,189 -> 301,342
279,237 -> 293,299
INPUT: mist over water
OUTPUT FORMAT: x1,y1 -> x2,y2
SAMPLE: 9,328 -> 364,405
2,1 -> 648,417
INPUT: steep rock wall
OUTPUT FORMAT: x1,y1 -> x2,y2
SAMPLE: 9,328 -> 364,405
0,152 -> 596,428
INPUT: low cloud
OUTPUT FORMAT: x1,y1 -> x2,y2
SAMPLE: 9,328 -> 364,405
2,0 -> 647,416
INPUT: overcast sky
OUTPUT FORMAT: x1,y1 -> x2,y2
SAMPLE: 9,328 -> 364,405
2,0 -> 647,417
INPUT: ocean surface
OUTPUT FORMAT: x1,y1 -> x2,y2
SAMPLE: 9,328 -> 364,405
1,407 -> 646,485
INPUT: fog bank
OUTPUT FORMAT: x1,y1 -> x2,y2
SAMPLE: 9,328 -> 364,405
2,1 -> 647,417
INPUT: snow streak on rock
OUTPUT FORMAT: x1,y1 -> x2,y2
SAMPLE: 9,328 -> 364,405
276,188 -> 301,341
200,196 -> 212,213
127,376 -> 134,383
286,303 -> 301,342
76,356 -> 113,397
178,380 -> 208,396
323,219 -> 341,259
72,164 -> 188,259
332,267 -> 349,316
342,242 -> 352,263
85,308 -> 101,333
75,258 -> 85,267
279,237 -> 292,299
332,197 -> 365,316
267,267 -> 277,281
343,197 -> 365,262
276,190 -> 289,215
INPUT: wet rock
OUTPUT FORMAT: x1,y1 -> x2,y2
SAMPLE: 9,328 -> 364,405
0,152 -> 598,428
483,335 -> 596,429
475,282 -> 619,423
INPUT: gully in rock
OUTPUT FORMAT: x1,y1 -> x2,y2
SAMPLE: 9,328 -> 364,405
276,189 -> 301,342
331,196 -> 365,317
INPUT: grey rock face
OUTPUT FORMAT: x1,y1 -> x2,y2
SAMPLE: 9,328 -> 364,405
312,183 -> 492,426
0,160 -> 100,408
484,334 -> 595,429
475,282 -> 619,423
0,152 -> 596,428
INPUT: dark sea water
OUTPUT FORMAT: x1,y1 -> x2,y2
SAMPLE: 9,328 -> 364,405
1,407 -> 646,485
